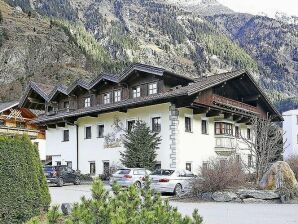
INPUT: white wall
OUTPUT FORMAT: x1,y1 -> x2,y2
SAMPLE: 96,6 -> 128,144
46,125 -> 77,168
32,139 -> 46,161
45,102 -> 251,175
283,109 -> 298,159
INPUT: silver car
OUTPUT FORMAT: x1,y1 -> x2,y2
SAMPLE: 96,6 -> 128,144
109,168 -> 151,188
150,169 -> 196,196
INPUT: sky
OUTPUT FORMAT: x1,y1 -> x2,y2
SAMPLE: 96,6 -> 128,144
217,0 -> 298,17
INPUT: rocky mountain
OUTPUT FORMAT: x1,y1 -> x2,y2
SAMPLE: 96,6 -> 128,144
0,0 -> 297,111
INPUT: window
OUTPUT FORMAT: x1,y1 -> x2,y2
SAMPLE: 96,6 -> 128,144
16,122 -> 25,128
64,101 -> 70,109
247,128 -> 251,139
297,115 -> 298,124
236,154 -> 241,163
84,97 -> 91,108
104,93 -> 111,104
34,142 -> 39,148
0,120 -> 4,126
235,126 -> 240,138
48,106 -> 53,112
67,161 -> 72,169
63,130 -> 69,142
132,86 -> 141,98
148,82 -> 157,95
56,161 -> 61,166
214,122 -> 233,135
98,125 -> 104,138
248,154 -> 252,167
185,117 -> 192,132
85,126 -> 92,139
90,162 -> 96,175
114,90 -> 121,102
127,120 -> 136,132
152,117 -> 161,133
201,120 -> 208,134
186,162 -> 192,172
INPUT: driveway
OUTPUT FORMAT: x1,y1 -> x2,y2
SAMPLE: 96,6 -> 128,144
49,184 -> 298,224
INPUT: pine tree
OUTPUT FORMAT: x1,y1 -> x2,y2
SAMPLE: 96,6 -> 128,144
121,121 -> 161,170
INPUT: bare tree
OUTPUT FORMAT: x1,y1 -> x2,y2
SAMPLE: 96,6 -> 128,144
241,116 -> 285,183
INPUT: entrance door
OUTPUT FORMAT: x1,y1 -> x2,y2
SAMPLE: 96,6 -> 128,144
103,161 -> 110,179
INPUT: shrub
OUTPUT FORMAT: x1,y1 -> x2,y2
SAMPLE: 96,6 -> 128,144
193,158 -> 246,193
286,155 -> 298,180
29,179 -> 203,224
0,136 -> 51,223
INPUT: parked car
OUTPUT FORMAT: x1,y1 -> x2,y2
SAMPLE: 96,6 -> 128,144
149,169 -> 196,196
43,165 -> 81,187
109,168 -> 151,188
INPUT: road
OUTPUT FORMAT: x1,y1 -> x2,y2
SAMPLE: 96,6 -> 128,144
49,184 -> 298,224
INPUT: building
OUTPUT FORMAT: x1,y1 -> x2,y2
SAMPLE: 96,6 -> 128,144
283,109 -> 298,159
19,64 -> 282,175
0,101 -> 46,161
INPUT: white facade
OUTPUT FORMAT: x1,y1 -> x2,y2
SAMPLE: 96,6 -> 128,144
32,139 -> 46,161
46,103 -> 251,175
283,109 -> 298,159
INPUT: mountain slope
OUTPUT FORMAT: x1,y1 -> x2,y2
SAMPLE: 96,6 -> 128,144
1,0 -> 297,112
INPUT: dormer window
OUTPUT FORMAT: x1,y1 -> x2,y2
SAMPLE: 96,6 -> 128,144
149,82 -> 157,95
132,86 -> 141,98
104,93 -> 111,104
84,97 -> 91,108
114,90 -> 121,102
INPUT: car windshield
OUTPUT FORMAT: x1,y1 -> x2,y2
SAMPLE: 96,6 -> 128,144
151,169 -> 174,176
116,169 -> 131,175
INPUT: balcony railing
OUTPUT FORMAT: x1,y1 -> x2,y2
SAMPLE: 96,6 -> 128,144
212,95 -> 259,114
0,126 -> 41,138
214,136 -> 236,155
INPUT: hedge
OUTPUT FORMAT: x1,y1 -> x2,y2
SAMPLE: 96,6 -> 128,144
0,135 -> 51,223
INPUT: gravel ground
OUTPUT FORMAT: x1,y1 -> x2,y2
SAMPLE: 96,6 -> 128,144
49,184 -> 298,224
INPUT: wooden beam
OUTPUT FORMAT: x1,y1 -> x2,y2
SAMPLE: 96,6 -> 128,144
233,114 -> 243,122
57,122 -> 65,128
193,106 -> 209,114
88,114 -> 98,118
119,107 -> 128,113
224,112 -> 234,119
242,95 -> 260,102
47,124 -> 56,129
206,110 -> 221,117
28,97 -> 44,104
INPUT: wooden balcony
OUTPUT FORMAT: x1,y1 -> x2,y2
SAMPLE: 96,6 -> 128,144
195,93 -> 259,115
0,126 -> 41,139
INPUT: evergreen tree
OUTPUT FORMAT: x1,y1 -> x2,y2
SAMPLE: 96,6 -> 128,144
121,120 -> 161,170
0,136 -> 51,223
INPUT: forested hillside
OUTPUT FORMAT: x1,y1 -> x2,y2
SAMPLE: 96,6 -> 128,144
1,0 -> 297,111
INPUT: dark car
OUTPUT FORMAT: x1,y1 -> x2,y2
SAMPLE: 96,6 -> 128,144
43,165 -> 80,187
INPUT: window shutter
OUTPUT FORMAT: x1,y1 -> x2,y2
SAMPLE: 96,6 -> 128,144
142,84 -> 148,97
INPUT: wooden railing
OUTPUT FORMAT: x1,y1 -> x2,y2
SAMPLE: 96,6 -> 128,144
212,94 -> 259,114
0,126 -> 41,138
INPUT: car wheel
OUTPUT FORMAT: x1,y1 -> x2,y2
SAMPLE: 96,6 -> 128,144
174,184 -> 183,197
74,177 -> 81,185
57,178 -> 64,187
135,181 -> 142,189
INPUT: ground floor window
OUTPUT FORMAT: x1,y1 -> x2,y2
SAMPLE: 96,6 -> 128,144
66,161 -> 72,169
56,161 -> 61,166
248,155 -> 252,167
186,162 -> 192,172
103,161 -> 110,177
90,162 -> 96,175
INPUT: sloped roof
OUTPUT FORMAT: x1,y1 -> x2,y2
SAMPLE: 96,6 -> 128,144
0,101 -> 19,113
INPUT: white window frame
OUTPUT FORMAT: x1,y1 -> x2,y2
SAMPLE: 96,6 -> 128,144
133,86 -> 141,98
104,93 -> 111,104
114,90 -> 121,102
84,97 -> 91,108
148,82 -> 157,95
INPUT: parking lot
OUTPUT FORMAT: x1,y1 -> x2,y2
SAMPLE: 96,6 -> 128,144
49,184 -> 298,224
